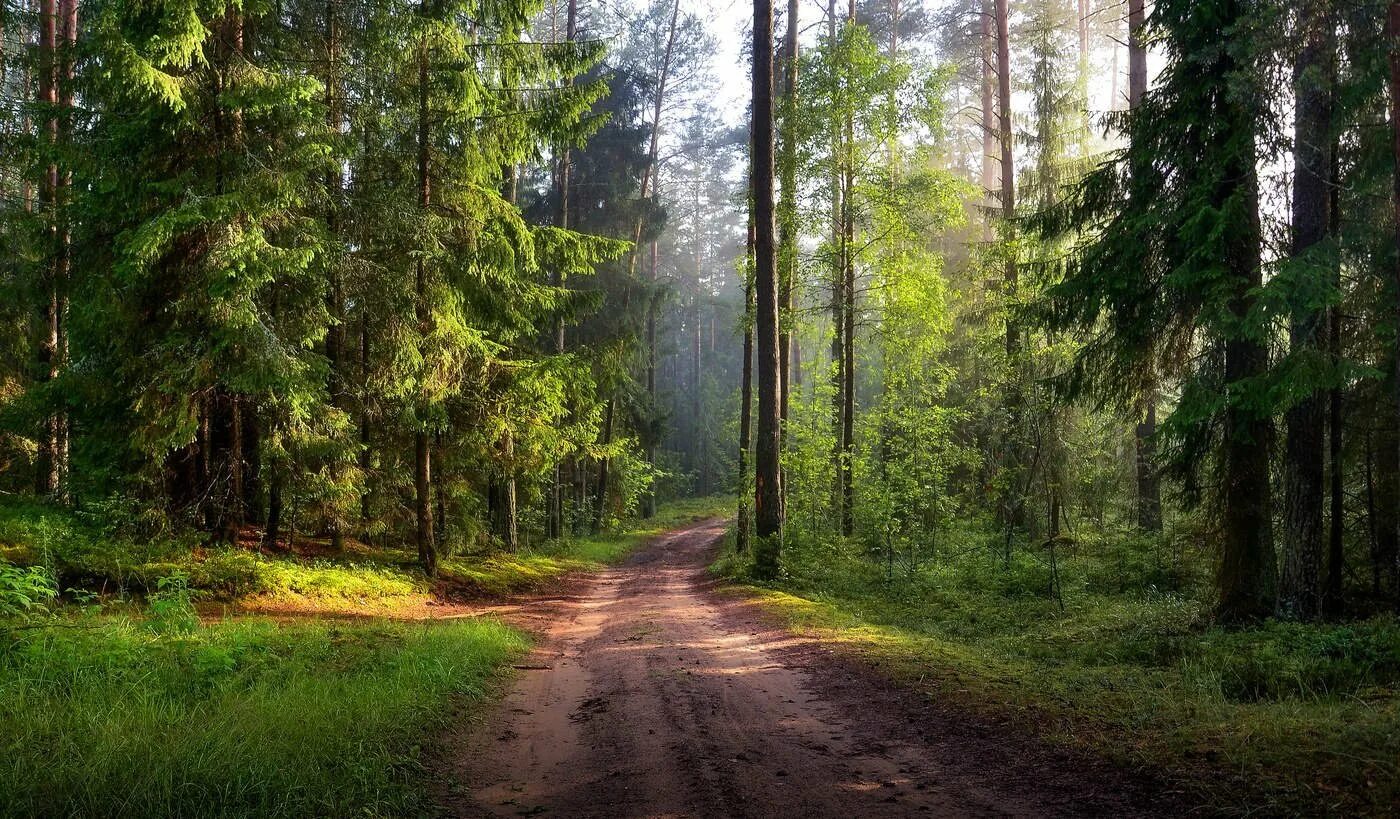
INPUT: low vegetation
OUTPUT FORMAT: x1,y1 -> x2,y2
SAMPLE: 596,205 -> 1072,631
0,496 -> 730,616
0,609 -> 526,817
716,523 -> 1400,816
0,497 -> 727,816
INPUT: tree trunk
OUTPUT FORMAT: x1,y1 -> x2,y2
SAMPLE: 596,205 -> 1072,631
980,0 -> 997,243
415,23 -> 436,577
778,0 -> 798,450
34,0 -> 59,499
837,0 -> 855,538
264,472 -> 283,549
994,0 -> 1022,542
1216,69 -> 1275,622
829,0 -> 845,521
1279,0 -> 1332,621
1326,131 -> 1345,614
359,313 -> 372,529
738,213 -> 756,553
752,0 -> 784,572
592,399 -> 614,534
1128,0 -> 1161,534
1388,0 -> 1400,610
325,0 -> 345,550
642,237 -> 659,518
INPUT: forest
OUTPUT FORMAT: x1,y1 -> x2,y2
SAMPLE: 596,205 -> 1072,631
1,0 -> 1399,815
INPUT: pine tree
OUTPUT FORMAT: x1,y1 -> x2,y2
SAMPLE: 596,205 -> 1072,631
1036,0 -> 1281,621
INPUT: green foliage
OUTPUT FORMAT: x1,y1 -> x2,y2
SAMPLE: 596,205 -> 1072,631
0,563 -> 56,621
146,572 -> 198,636
0,617 -> 526,816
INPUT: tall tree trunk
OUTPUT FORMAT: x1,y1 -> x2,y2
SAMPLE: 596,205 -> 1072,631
642,239 -> 659,518
1279,0 -> 1333,621
548,0 -> 579,541
592,399 -> 614,533
1388,0 -> 1400,610
994,0 -> 1022,543
35,0 -> 58,499
837,0 -> 856,538
359,312 -> 372,529
778,0 -> 798,453
980,0 -> 997,243
753,0 -> 784,572
325,0 -> 345,550
1326,132 -> 1344,613
1128,0 -> 1161,534
415,21 -> 436,577
738,212 -> 756,553
636,0 -> 680,521
1217,41 -> 1275,622
829,0 -> 845,520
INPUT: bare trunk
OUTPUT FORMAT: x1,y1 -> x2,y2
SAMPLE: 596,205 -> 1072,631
753,0 -> 784,569
980,0 -> 997,243
1128,0 -> 1161,534
35,0 -> 58,498
415,25 -> 436,576
592,400 -> 614,533
778,0 -> 798,449
738,213 -> 756,553
325,0 -> 345,550
1388,0 -> 1400,610
1217,50 -> 1275,621
994,0 -> 1022,540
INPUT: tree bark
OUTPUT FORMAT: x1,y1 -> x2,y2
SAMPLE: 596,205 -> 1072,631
629,0 -> 679,522
34,0 -> 59,499
1326,130 -> 1344,614
1216,37 -> 1275,621
415,18 -> 436,576
592,399 -> 614,533
753,0 -> 784,572
738,211 -> 756,553
994,0 -> 1023,542
1128,0 -> 1161,534
838,0 -> 856,538
778,0 -> 798,448
980,0 -> 997,243
325,0 -> 345,550
1279,0 -> 1333,621
1388,0 -> 1400,610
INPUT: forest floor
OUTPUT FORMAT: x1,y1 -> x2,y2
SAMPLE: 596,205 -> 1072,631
438,518 -> 1186,818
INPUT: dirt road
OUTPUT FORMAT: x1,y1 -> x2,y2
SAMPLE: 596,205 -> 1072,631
439,519 -> 1184,818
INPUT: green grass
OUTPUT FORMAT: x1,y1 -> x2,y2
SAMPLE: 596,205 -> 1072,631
715,524 -> 1400,816
0,615 -> 528,817
0,495 -> 732,614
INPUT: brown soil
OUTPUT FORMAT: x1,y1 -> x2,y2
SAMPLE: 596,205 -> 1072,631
435,518 -> 1197,818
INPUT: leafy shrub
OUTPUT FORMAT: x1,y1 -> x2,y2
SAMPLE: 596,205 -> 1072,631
146,572 -> 198,635
0,561 -> 56,620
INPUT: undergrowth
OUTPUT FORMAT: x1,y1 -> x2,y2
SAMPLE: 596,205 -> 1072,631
715,521 -> 1400,816
0,495 -> 731,614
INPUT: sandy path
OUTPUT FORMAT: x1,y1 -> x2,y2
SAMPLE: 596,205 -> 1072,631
438,519 -> 1184,818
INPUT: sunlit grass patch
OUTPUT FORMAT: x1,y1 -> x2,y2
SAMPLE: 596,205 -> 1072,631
0,616 -> 527,817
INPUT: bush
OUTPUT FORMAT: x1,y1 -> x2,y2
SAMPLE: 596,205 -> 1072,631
0,562 -> 56,620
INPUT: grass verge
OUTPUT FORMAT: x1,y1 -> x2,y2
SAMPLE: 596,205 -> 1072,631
714,526 -> 1400,816
0,615 -> 527,817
